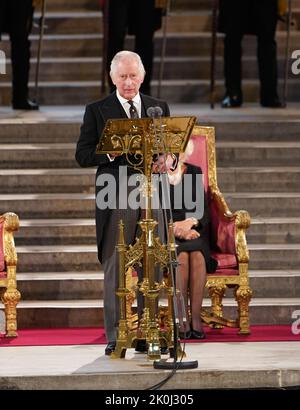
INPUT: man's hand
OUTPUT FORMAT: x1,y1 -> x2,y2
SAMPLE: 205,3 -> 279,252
107,153 -> 121,161
152,153 -> 174,173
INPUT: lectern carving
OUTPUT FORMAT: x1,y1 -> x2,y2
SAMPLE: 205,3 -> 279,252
96,116 -> 196,360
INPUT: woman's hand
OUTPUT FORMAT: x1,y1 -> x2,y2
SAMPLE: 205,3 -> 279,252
173,219 -> 200,240
184,229 -> 200,240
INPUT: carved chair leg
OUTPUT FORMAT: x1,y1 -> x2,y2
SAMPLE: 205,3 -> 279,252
234,285 -> 252,335
2,288 -> 20,337
207,284 -> 226,329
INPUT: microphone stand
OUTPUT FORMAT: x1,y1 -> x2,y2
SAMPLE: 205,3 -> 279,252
148,108 -> 198,370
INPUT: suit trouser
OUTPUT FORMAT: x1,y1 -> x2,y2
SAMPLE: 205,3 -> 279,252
222,0 -> 278,102
4,0 -> 34,103
101,180 -> 165,343
107,0 -> 156,95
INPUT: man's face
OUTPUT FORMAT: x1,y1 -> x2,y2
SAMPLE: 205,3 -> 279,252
111,59 -> 145,100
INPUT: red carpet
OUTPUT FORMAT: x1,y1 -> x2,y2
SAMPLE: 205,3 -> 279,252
1,325 -> 300,347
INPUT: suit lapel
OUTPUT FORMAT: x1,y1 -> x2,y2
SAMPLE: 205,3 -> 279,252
99,93 -> 128,122
141,94 -> 155,117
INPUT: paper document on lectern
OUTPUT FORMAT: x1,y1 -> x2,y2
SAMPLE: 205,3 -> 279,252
96,116 -> 197,155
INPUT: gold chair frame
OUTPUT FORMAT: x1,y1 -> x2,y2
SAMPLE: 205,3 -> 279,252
192,126 -> 252,334
0,212 -> 20,337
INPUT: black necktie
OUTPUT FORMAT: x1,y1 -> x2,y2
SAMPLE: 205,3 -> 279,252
127,100 -> 139,119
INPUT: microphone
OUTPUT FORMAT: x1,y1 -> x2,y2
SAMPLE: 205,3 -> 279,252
146,106 -> 163,118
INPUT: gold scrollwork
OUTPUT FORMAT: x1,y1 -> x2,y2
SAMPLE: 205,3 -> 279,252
1,212 -> 20,337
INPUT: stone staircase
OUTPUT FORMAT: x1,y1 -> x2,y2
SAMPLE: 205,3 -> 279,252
0,0 -> 300,104
0,113 -> 299,328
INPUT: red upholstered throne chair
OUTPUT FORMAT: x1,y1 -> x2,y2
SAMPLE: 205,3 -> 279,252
186,126 -> 252,334
0,212 -> 20,337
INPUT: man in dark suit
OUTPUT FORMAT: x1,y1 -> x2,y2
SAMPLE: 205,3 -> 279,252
76,50 -> 170,356
0,0 -> 38,109
104,0 -> 163,95
219,0 -> 283,108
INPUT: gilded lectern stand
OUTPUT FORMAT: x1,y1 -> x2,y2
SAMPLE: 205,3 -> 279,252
96,116 -> 196,361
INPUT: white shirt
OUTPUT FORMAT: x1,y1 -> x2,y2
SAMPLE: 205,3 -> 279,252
116,90 -> 141,118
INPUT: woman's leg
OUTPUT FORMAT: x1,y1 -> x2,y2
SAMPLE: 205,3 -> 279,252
189,251 -> 207,332
177,251 -> 190,332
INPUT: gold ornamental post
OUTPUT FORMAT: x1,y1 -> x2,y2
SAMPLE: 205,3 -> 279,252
96,116 -> 196,360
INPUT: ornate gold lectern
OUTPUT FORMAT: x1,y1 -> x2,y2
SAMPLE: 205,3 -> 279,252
96,116 -> 196,360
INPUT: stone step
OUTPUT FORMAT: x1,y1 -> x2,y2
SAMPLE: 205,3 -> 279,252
1,141 -> 299,169
1,166 -> 299,194
14,217 -> 300,246
44,0 -> 206,12
248,243 -> 300,270
40,0 -> 300,13
31,10 -> 300,35
15,269 -> 300,300
212,121 -> 300,142
249,270 -> 300,298
31,11 -> 209,35
45,0 -> 99,12
3,297 -> 299,327
0,122 -> 81,143
249,218 -> 300,244
34,11 -> 103,35
0,143 -> 78,169
1,192 -> 300,218
1,32 -> 299,59
17,271 -> 103,300
1,79 -> 299,105
216,141 -> 300,167
16,245 -> 99,273
15,218 -> 96,245
14,243 -> 300,273
226,192 -> 300,218
0,119 -> 299,144
0,193 -> 95,218
0,169 -> 96,193
1,55 -> 298,83
10,299 -> 105,328
217,167 -> 300,193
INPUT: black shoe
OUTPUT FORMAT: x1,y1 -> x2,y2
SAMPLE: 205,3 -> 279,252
13,99 -> 39,110
221,94 -> 242,108
191,329 -> 206,340
105,341 -> 116,356
160,345 -> 169,355
179,330 -> 192,340
260,98 -> 284,108
135,339 -> 147,353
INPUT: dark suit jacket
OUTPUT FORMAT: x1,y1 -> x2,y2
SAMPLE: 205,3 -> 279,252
0,0 -> 33,36
218,0 -> 278,35
75,92 -> 170,262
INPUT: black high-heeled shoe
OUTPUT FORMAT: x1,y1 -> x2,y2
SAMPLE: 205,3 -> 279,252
191,329 -> 206,340
179,330 -> 192,340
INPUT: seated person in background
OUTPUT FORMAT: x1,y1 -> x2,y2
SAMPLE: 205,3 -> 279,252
163,143 -> 217,339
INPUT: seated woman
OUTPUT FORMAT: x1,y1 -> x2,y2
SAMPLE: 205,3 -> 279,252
167,143 -> 217,339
